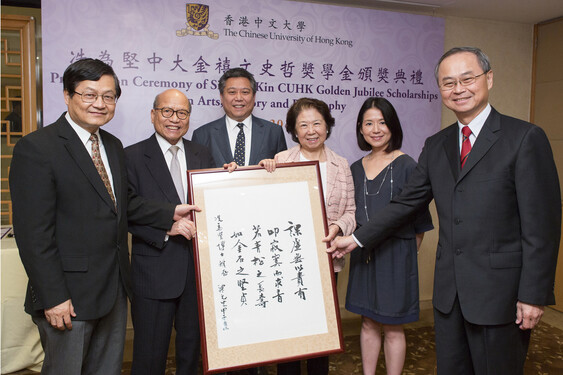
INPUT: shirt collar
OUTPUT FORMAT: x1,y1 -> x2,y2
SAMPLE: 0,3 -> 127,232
457,103 -> 491,139
225,115 -> 251,131
65,112 -> 100,145
155,132 -> 185,155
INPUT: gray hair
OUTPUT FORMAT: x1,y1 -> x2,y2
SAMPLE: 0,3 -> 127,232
434,47 -> 491,83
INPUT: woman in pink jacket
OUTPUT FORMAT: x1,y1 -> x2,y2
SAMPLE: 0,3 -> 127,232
260,97 -> 355,375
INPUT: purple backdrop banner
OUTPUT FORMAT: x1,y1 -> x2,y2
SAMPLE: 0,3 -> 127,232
42,0 -> 444,163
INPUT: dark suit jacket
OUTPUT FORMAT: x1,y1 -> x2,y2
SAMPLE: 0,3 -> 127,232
9,114 -> 175,320
355,107 -> 561,325
191,115 -> 287,167
125,135 -> 214,298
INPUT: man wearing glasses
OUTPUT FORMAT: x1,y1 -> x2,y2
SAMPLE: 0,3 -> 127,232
124,89 -> 215,375
10,59 -> 197,375
328,47 -> 560,374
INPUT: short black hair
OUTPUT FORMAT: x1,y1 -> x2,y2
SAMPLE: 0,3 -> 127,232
63,58 -> 121,99
218,67 -> 257,94
285,98 -> 335,143
355,97 -> 403,152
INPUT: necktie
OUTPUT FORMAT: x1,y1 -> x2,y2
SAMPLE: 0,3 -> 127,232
233,123 -> 245,166
460,126 -> 472,169
90,134 -> 116,208
169,145 -> 185,203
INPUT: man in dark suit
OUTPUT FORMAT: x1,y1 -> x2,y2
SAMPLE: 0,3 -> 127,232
125,89 -> 215,374
192,67 -> 287,167
328,47 -> 561,374
9,59 -> 196,375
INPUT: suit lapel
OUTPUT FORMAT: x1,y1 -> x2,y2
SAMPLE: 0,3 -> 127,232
324,147 -> 337,202
443,124 -> 460,181
458,109 -> 500,181
183,138 -> 199,205
144,135 -> 182,204
58,119 -> 117,213
101,131 -> 122,216
249,116 -> 265,165
215,117 -> 234,164
183,139 -> 199,170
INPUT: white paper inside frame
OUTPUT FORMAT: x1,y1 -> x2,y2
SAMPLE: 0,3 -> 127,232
203,181 -> 328,349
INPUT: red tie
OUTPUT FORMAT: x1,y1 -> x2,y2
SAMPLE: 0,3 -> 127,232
460,126 -> 472,169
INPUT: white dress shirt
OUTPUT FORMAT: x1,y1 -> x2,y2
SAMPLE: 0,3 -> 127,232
66,112 -> 115,195
458,103 -> 491,151
155,132 -> 188,195
226,115 -> 252,166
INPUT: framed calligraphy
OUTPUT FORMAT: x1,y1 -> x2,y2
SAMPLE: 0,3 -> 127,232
187,161 -> 344,374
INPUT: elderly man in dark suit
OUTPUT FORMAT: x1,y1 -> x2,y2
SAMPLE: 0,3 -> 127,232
328,47 -> 561,375
9,59 -> 196,375
125,89 -> 215,375
192,67 -> 287,167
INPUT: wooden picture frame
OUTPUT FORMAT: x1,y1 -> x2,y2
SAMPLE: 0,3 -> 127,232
187,162 -> 344,374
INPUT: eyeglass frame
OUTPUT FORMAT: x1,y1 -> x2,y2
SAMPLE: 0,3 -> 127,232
73,91 -> 118,105
154,107 -> 191,120
438,70 -> 490,91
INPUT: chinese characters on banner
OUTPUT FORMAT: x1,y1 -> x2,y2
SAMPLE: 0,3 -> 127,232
42,0 -> 445,164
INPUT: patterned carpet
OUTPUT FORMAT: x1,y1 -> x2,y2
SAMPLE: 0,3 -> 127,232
122,321 -> 562,374
326,322 -> 563,375
10,321 -> 562,374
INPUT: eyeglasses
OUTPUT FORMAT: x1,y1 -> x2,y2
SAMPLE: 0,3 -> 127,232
154,107 -> 190,120
74,91 -> 117,104
439,70 -> 490,91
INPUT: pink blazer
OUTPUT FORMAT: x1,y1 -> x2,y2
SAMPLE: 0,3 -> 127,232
275,145 -> 356,271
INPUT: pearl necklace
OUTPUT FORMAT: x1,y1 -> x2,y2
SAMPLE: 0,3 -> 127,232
363,153 -> 394,222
